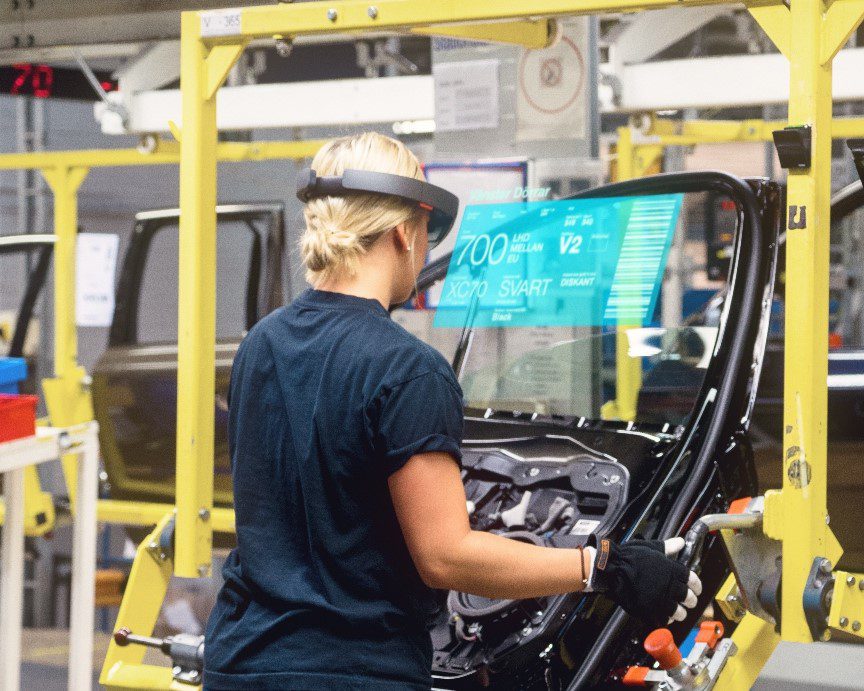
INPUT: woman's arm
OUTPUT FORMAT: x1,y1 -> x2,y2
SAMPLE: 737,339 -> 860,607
388,451 -> 591,599
389,451 -> 701,627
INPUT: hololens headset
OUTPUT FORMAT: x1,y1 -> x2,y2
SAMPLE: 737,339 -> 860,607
296,168 -> 459,249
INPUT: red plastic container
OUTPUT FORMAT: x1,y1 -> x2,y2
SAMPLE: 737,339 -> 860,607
0,394 -> 38,443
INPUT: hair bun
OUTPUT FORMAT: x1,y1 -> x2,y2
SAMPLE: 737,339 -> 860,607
299,131 -> 425,285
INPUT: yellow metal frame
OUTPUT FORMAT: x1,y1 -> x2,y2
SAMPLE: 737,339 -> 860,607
0,465 -> 55,537
828,570 -> 864,634
624,113 -> 864,150
620,111 -> 864,635
0,138 -> 322,690
0,138 -> 323,528
102,0 -> 864,687
99,512 -> 180,690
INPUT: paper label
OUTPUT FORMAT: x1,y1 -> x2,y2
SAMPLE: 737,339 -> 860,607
76,233 -> 119,328
569,519 -> 600,536
516,19 -> 589,141
200,9 -> 242,38
433,59 -> 499,132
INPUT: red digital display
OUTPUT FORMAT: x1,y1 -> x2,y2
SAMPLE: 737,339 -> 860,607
11,64 -> 54,98
0,64 -> 117,100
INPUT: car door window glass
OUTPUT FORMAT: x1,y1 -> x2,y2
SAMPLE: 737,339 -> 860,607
137,220 -> 260,344
394,190 -> 738,427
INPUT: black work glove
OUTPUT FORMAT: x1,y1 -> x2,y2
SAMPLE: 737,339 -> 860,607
586,536 -> 701,628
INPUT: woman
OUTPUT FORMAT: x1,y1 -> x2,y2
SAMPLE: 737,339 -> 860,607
204,132 -> 700,690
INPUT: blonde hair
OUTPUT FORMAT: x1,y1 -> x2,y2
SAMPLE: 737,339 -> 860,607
300,132 -> 425,285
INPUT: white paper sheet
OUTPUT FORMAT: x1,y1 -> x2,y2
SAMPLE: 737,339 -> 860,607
76,233 -> 119,328
433,59 -> 500,132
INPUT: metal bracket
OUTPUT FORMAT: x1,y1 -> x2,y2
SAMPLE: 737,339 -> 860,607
802,557 -> 834,641
145,514 -> 175,563
828,570 -> 864,638
685,497 -> 783,627
772,126 -> 812,170
715,574 -> 746,623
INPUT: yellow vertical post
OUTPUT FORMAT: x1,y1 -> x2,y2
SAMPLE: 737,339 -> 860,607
40,165 -> 92,508
175,14 -> 245,577
616,126 -> 635,182
176,12 -> 218,578
775,0 -> 842,641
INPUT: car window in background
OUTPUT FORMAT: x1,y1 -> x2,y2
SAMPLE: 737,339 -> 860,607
137,221 -> 260,344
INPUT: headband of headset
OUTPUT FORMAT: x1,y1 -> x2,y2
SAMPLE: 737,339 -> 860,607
295,167 -> 459,248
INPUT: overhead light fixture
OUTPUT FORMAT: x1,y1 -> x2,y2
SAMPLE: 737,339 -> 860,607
392,119 -> 435,135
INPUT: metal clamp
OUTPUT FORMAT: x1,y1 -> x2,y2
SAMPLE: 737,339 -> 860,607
803,557 -> 835,642
113,627 -> 205,685
827,569 -> 864,639
623,622 -> 737,690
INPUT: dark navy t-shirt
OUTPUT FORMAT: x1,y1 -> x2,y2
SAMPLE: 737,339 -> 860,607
204,289 -> 464,690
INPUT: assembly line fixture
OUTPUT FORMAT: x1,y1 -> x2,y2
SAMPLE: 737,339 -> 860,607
0,140 -> 322,691
607,114 -> 864,424
618,114 -> 864,179
96,0 -> 864,689
0,139 -> 324,531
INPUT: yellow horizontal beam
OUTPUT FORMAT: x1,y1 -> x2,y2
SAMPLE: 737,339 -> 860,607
643,116 -> 864,145
233,0 -> 773,42
97,500 -> 235,533
0,138 -> 325,172
214,139 -> 324,162
411,19 -> 556,49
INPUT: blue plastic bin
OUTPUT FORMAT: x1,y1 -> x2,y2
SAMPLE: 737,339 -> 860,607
0,357 -> 27,394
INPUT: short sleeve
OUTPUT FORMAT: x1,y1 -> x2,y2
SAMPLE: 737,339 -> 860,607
371,370 -> 464,476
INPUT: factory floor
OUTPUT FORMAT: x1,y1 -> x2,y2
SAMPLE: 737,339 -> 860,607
20,628 -> 164,690
19,628 -> 864,690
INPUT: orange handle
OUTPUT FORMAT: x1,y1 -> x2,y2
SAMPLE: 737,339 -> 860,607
622,666 -> 650,686
695,621 -> 725,649
644,628 -> 682,670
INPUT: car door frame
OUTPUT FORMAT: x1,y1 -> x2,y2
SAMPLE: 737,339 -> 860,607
108,202 -> 286,348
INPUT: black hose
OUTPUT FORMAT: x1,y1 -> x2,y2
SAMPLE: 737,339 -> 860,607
564,609 -> 629,690
678,520 -> 710,570
10,245 -> 53,358
658,182 -> 763,539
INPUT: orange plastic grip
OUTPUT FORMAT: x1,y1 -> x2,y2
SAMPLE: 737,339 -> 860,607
727,497 -> 752,515
622,666 -> 650,686
644,628 -> 682,670
695,621 -> 724,649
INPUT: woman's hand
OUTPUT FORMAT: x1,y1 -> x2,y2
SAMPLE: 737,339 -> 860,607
585,537 -> 702,627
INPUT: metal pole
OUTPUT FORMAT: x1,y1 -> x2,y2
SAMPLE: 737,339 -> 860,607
175,12 -> 220,577
780,0 -> 838,641
610,127 -> 643,421
41,167 -> 88,384
40,166 -> 89,509
0,466 -> 25,691
68,431 -> 99,691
